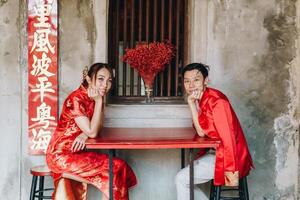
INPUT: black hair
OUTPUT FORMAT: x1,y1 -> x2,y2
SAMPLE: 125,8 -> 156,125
82,63 -> 114,88
181,63 -> 210,79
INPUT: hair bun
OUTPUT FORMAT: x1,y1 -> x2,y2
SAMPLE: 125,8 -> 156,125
82,66 -> 89,79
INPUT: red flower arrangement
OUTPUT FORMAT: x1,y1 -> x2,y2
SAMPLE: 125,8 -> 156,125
122,41 -> 174,87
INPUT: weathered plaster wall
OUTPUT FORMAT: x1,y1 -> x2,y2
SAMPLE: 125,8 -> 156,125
204,0 -> 300,199
296,1 -> 300,197
58,0 -> 97,102
0,0 -> 21,199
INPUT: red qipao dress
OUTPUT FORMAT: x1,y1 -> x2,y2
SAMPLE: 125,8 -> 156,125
197,87 -> 254,186
46,85 -> 137,200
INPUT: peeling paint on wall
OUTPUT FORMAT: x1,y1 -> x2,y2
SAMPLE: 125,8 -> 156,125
250,0 -> 298,198
263,1 -> 298,199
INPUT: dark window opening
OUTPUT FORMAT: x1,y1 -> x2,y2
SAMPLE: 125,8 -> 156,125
108,0 -> 187,104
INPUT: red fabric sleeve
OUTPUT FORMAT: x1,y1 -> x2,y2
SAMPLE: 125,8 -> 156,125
212,99 -> 238,172
67,96 -> 88,118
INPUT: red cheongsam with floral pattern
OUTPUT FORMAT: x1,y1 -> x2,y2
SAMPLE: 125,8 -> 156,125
46,85 -> 137,200
197,87 -> 254,186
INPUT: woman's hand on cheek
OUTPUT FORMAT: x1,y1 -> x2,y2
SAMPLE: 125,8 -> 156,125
88,87 -> 103,102
86,76 -> 101,100
98,88 -> 106,97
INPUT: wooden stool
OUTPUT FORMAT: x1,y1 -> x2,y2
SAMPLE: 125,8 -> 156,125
29,165 -> 54,200
209,176 -> 249,200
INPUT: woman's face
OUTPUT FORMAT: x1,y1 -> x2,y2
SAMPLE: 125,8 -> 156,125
92,68 -> 112,94
183,69 -> 208,95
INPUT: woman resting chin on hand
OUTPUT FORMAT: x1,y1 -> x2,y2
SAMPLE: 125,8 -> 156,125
46,63 -> 137,200
71,76 -> 104,153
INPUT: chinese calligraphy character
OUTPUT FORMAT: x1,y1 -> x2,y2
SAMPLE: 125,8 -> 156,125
31,53 -> 54,77
31,76 -> 55,102
30,28 -> 55,54
30,128 -> 51,153
31,102 -> 55,129
33,0 -> 52,29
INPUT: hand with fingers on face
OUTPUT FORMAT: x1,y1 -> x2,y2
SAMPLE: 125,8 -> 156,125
187,89 -> 203,104
71,133 -> 88,152
98,87 -> 107,97
88,87 -> 103,101
86,76 -> 103,102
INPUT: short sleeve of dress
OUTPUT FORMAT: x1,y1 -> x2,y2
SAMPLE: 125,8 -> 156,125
65,95 -> 88,118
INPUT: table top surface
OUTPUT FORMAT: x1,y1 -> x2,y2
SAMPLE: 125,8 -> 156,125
85,127 -> 221,149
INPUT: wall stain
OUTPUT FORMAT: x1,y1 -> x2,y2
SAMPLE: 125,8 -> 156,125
76,0 -> 96,62
59,0 -> 96,65
0,0 -> 7,7
3,17 -> 9,24
249,0 -> 297,198
248,2 -> 296,119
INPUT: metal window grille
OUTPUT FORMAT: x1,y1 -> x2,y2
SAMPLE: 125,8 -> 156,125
108,0 -> 187,104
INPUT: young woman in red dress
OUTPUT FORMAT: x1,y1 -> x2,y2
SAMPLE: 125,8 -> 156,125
46,63 -> 137,200
175,63 -> 254,200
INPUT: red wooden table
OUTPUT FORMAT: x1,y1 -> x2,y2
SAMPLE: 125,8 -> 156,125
85,127 -> 220,200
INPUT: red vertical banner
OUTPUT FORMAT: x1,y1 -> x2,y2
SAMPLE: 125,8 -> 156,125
28,0 -> 58,154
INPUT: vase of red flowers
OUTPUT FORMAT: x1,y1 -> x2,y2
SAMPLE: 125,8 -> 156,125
144,84 -> 154,103
142,74 -> 156,103
122,41 -> 174,103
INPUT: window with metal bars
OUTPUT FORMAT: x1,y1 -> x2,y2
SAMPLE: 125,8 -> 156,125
108,0 -> 187,104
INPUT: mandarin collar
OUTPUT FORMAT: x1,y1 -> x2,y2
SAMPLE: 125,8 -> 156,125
79,84 -> 88,94
79,84 -> 95,102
